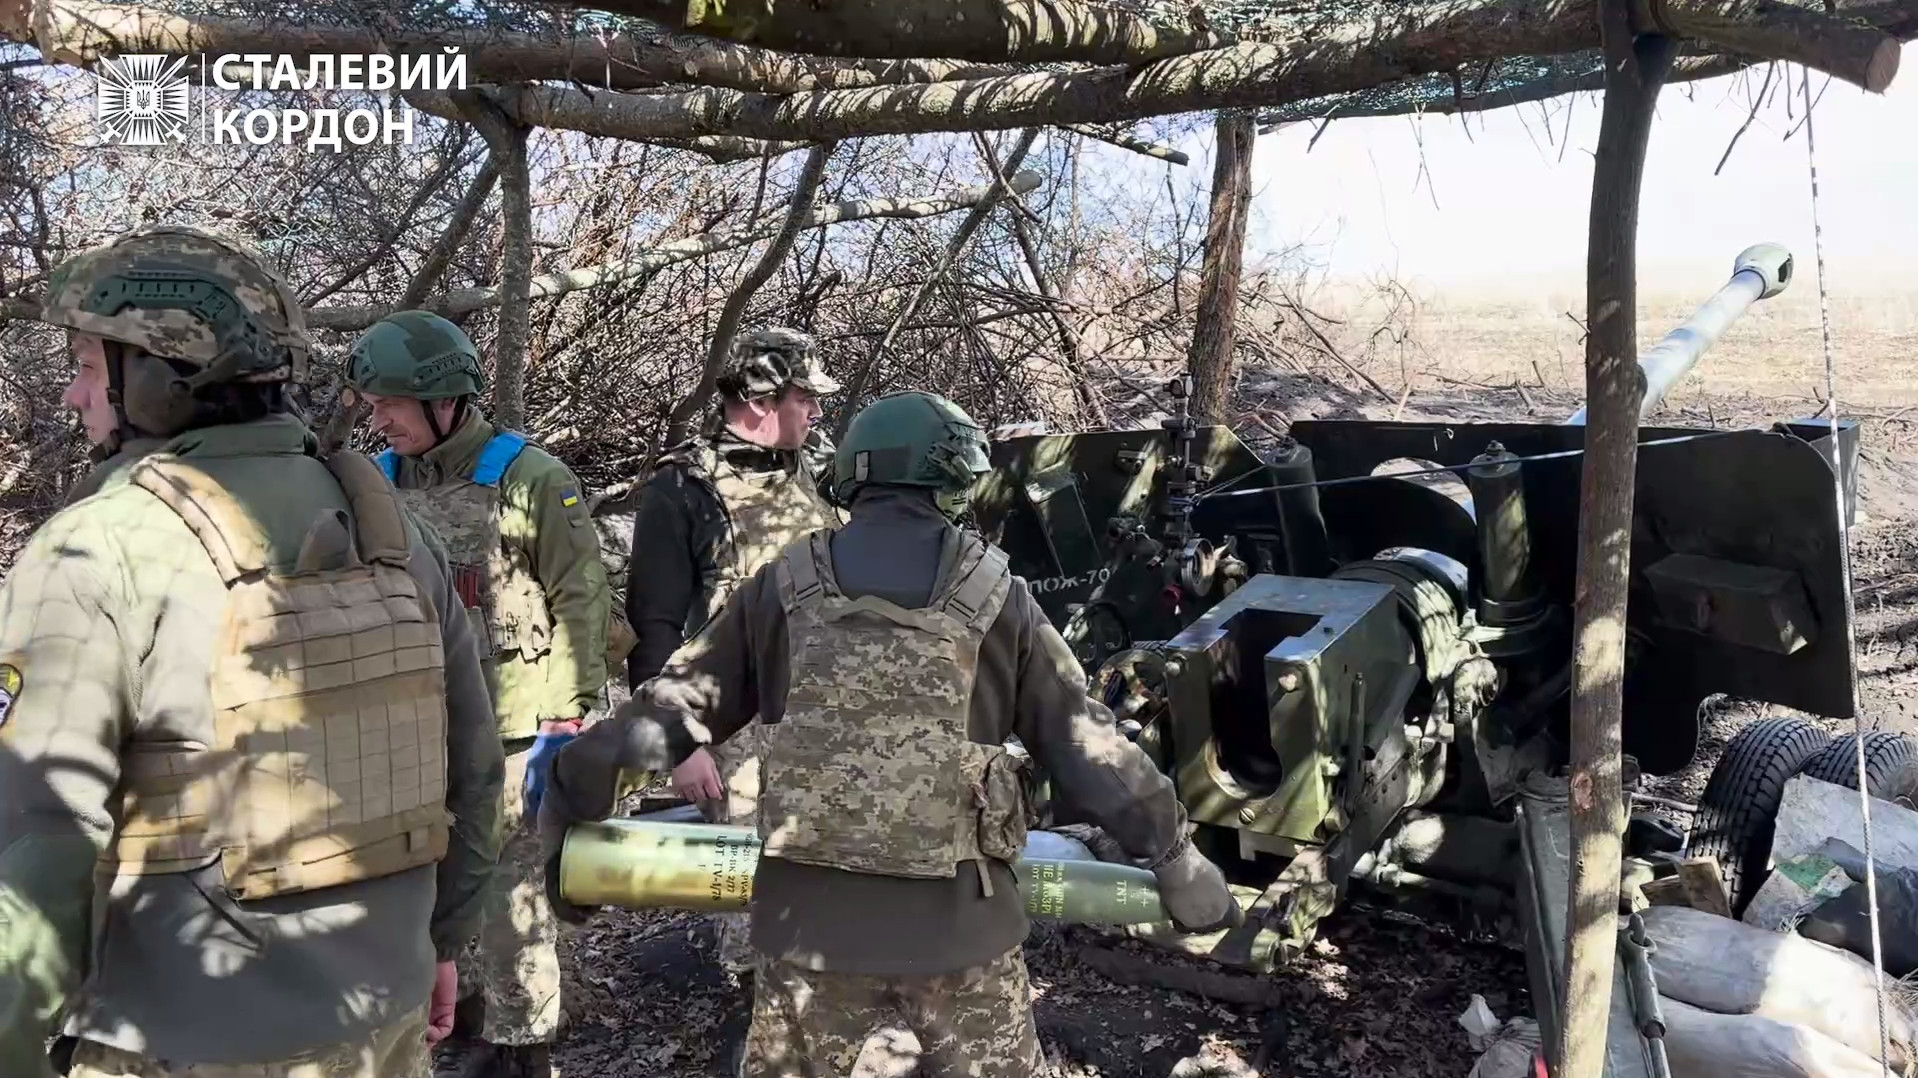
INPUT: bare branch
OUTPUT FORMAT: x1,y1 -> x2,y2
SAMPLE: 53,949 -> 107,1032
298,170 -> 1045,331
830,127 -> 1041,436
665,141 -> 836,444
455,90 -> 533,429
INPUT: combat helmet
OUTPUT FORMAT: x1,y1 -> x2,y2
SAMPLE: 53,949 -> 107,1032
715,326 -> 841,402
832,390 -> 991,519
40,223 -> 310,440
345,309 -> 484,401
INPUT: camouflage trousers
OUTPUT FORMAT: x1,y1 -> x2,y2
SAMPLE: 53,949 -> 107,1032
66,1005 -> 430,1078
455,740 -> 562,1045
701,724 -> 762,975
743,947 -> 1045,1078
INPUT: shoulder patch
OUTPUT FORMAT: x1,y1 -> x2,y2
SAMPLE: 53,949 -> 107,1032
0,663 -> 20,731
561,488 -> 580,509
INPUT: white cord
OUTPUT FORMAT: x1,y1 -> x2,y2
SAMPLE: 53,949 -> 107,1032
1802,61 -> 1891,1075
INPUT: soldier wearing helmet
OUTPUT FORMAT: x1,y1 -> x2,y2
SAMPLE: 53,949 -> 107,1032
621,326 -> 844,983
539,390 -> 1241,1078
0,225 -> 504,1078
343,309 -> 611,1078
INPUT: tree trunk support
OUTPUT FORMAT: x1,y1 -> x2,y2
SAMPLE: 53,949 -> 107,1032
454,90 -> 534,431
1555,2 -> 1674,1076
1188,109 -> 1256,424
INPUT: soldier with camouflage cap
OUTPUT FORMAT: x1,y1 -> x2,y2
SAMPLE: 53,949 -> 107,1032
542,390 -> 1242,1078
622,325 -> 845,983
0,224 -> 505,1078
344,309 -> 611,1078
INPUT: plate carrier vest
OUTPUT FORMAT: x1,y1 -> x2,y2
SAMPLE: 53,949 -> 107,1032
104,450 -> 451,901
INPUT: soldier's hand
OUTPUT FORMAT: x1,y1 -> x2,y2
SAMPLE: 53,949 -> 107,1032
1151,837 -> 1246,935
523,718 -> 583,821
672,747 -> 724,804
425,961 -> 458,1044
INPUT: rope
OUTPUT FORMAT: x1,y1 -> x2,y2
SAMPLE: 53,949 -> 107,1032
1801,61 -> 1891,1074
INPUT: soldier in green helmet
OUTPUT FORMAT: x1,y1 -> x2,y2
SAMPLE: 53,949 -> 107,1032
539,390 -> 1242,1078
0,224 -> 504,1078
344,309 -> 611,1078
623,326 -> 845,984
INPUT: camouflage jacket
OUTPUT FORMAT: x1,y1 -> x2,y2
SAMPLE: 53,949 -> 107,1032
384,411 -> 611,739
623,429 -> 842,689
0,414 -> 502,1070
560,487 -> 1188,975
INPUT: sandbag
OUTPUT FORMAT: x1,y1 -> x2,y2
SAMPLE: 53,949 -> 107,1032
1641,904 -> 1913,1071
1800,838 -> 1918,978
1663,997 -> 1897,1078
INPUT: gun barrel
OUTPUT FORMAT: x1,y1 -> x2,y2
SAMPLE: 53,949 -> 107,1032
1566,243 -> 1792,425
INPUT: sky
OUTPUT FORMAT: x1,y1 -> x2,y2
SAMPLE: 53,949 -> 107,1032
1215,44 -> 1918,300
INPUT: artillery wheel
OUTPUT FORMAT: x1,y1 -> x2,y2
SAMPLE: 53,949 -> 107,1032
1689,716 -> 1831,915
1796,731 -> 1916,797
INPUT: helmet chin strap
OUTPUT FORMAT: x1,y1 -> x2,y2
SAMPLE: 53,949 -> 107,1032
420,396 -> 467,449
100,340 -> 140,456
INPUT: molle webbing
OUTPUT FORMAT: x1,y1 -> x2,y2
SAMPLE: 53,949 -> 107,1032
107,452 -> 452,901
758,531 -> 1020,882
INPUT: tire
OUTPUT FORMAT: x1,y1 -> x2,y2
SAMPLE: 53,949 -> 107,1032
1689,716 -> 1832,916
1797,731 -> 1917,797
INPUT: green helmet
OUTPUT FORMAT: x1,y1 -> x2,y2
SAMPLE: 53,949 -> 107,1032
832,391 -> 991,517
40,223 -> 309,384
345,310 -> 484,400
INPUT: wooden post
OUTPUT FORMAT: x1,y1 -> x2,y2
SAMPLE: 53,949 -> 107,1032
455,90 -> 534,431
1188,108 -> 1256,424
1556,3 -> 1674,1077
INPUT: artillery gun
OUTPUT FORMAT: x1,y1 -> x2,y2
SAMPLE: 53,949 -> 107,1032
969,244 -> 1859,1069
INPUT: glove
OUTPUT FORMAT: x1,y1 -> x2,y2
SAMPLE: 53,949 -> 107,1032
522,718 -> 582,821
1151,837 -> 1244,935
425,961 -> 458,1044
536,773 -> 600,926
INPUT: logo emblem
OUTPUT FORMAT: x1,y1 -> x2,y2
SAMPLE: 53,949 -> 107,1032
0,664 -> 20,731
95,54 -> 191,145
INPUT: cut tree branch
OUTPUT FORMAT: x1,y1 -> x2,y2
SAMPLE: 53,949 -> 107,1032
0,0 -> 1031,95
831,127 -> 1041,437
664,141 -> 836,444
455,90 -> 533,429
403,0 -> 1909,145
1188,108 -> 1255,424
525,0 -> 1227,65
1062,122 -> 1189,165
294,170 -> 1043,331
1556,6 -> 1674,1078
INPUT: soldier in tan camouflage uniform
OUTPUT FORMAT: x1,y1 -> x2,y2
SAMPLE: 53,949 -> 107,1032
541,391 -> 1243,1077
624,327 -> 844,979
344,311 -> 611,1078
0,225 -> 504,1078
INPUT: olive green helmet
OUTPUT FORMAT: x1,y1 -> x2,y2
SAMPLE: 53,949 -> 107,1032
345,310 -> 484,400
832,391 -> 991,517
40,223 -> 309,385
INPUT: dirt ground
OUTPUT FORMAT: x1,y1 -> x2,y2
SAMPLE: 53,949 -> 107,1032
547,294 -> 1918,1077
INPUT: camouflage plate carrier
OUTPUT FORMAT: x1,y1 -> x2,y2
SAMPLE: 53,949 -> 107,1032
102,450 -> 451,901
758,529 -> 1033,891
378,432 -> 553,666
662,439 -> 844,639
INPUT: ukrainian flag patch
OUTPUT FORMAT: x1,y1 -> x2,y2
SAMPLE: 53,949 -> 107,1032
561,489 -> 580,508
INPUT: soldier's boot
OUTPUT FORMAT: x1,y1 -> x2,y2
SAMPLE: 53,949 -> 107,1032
437,1042 -> 551,1078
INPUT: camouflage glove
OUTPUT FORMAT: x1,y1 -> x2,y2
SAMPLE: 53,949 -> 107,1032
1150,836 -> 1244,935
